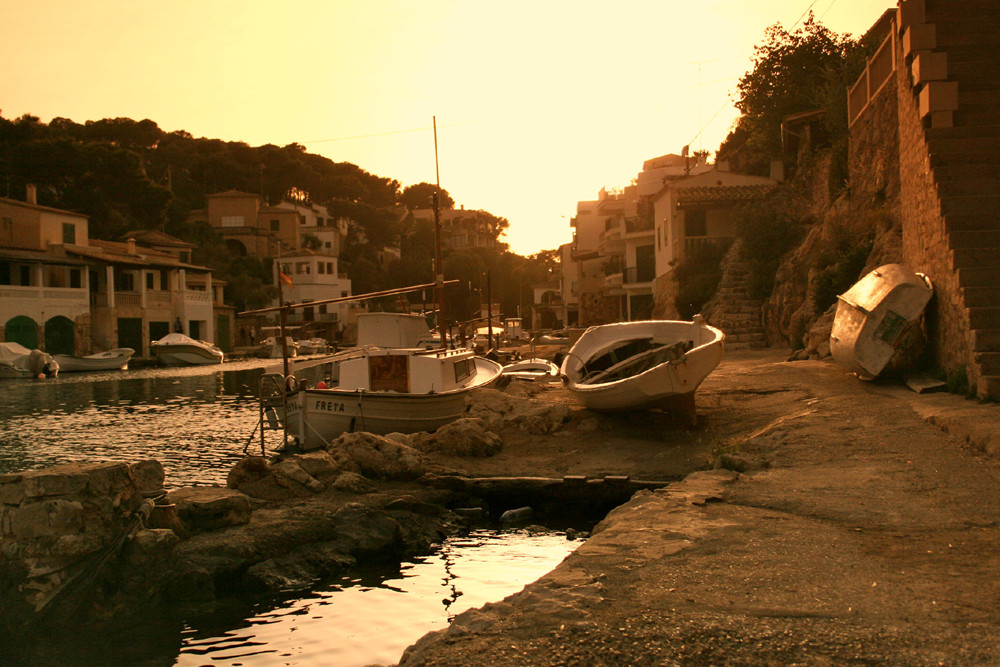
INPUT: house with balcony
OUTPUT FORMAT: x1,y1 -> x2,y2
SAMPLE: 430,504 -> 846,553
275,200 -> 348,257
649,168 -> 778,317
275,249 -> 354,342
0,187 -> 229,356
185,190 -> 301,257
407,206 -> 500,251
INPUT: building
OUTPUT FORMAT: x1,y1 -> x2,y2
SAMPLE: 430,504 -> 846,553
0,186 -> 229,356
407,207 -> 500,251
275,249 -> 353,342
185,190 -> 300,257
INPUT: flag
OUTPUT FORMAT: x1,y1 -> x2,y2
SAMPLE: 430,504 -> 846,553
279,271 -> 293,287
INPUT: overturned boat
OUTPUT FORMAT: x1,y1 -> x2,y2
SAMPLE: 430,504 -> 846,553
559,317 -> 724,423
830,263 -> 933,380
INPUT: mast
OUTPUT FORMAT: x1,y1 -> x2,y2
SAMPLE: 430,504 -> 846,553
433,116 -> 447,348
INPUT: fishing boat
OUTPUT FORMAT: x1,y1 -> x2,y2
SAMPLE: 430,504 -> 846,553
296,337 -> 330,355
274,343 -> 502,449
53,348 -> 134,372
830,263 -> 933,380
150,333 -> 224,366
0,342 -> 59,378
500,357 -> 560,381
559,316 -> 724,423
358,312 -> 441,349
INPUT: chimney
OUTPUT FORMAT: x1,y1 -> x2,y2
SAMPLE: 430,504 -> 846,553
26,184 -> 37,205
127,238 -> 137,255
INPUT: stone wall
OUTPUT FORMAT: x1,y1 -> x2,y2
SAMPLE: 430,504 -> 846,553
894,38 -> 974,380
849,72 -> 902,208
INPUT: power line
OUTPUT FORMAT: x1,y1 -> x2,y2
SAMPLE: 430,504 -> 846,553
302,121 -> 473,145
791,0 -> 821,29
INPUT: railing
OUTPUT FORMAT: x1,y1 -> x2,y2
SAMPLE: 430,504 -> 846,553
183,290 -> 211,304
0,286 -> 40,300
672,235 -> 733,261
848,26 -> 896,126
115,292 -> 141,308
147,292 -> 171,307
624,215 -> 654,234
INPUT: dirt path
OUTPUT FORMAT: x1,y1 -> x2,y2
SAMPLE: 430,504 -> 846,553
398,350 -> 1000,666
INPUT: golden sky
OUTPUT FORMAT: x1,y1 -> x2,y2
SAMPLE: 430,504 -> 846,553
2,0 -> 889,255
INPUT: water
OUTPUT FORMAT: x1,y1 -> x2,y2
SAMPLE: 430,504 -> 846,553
0,359 -> 275,487
1,363 -> 584,666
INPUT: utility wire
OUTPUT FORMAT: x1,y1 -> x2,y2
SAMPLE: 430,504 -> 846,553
302,121 -> 473,145
791,0 -> 821,29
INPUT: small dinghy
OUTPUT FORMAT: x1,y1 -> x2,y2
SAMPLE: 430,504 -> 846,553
560,316 -> 724,424
53,348 -> 134,372
830,263 -> 933,380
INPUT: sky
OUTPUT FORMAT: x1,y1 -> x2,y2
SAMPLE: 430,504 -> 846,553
2,0 -> 890,256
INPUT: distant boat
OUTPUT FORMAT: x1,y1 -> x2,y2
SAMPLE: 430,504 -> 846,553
296,338 -> 330,355
0,342 -> 59,378
500,357 -> 560,381
830,263 -> 933,380
53,348 -> 134,372
559,317 -> 724,423
151,333 -> 224,366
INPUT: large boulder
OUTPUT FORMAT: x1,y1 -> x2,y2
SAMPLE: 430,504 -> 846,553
328,432 -> 425,480
414,417 -> 503,457
468,388 -> 571,434
167,486 -> 251,534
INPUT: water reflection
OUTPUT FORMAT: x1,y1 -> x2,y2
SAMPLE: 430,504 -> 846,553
0,359 -> 275,488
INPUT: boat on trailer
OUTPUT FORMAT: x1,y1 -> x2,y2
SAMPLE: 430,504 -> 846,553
830,263 -> 933,380
559,316 -> 724,424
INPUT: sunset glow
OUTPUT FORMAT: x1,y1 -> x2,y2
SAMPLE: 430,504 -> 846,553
2,0 -> 888,255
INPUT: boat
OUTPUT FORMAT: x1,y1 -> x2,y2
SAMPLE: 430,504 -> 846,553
830,263 -> 933,380
0,342 -> 59,378
53,348 -> 134,372
296,337 -> 330,355
150,333 -> 224,366
357,312 -> 440,349
559,316 -> 725,422
259,335 -> 299,359
273,343 -> 503,449
500,357 -> 560,381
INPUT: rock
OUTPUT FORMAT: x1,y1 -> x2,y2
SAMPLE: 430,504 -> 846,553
272,459 -> 324,493
331,471 -> 375,494
167,486 -> 251,534
291,450 -> 351,484
129,460 -> 165,497
419,418 -> 503,457
127,528 -> 180,568
329,432 -> 425,480
467,388 -> 571,434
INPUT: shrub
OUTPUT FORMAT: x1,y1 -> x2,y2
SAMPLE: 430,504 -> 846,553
736,198 -> 808,300
673,239 -> 734,319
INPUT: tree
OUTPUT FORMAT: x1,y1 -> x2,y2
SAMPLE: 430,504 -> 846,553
718,14 -> 859,175
399,182 -> 454,210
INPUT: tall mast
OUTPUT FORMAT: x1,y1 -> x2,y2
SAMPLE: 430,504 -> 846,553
432,116 -> 447,348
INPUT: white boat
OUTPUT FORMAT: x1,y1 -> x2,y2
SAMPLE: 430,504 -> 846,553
151,333 -> 224,366
0,342 -> 59,378
500,357 -> 560,381
559,317 -> 725,421
357,312 -> 440,349
53,348 -> 134,372
830,264 -> 933,380
297,337 -> 330,355
275,344 -> 503,449
259,335 -> 299,359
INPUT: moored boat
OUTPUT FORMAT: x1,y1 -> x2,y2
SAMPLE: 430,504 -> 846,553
151,333 -> 224,366
53,348 -> 134,372
274,344 -> 502,449
500,357 -> 560,381
830,263 -> 933,380
0,342 -> 59,378
559,316 -> 724,423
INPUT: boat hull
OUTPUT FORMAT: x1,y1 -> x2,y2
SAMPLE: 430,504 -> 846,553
560,319 -> 724,413
153,344 -> 224,366
830,264 -> 933,380
53,348 -> 134,372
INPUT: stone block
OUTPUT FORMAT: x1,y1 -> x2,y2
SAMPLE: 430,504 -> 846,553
897,0 -> 926,30
129,460 -> 165,497
902,23 -> 936,59
168,486 -> 252,533
919,80 -> 959,116
912,51 -> 948,84
8,499 -> 85,540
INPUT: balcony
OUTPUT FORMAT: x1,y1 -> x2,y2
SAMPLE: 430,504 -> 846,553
623,265 -> 655,285
624,215 -> 654,234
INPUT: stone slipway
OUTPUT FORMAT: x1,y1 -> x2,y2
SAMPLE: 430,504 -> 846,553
397,352 -> 1000,666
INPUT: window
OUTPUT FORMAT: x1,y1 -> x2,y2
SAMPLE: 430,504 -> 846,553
270,219 -> 280,231
318,263 -> 326,274
221,216 -> 244,227
327,262 -> 334,274
160,269 -> 170,290
684,210 -> 708,237
19,265 -> 30,286
70,269 -> 81,289
146,273 -> 154,290
62,222 -> 76,244
115,271 -> 135,292
453,357 -> 473,383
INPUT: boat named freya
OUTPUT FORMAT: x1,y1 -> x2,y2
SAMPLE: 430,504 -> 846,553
559,316 -> 724,424
151,333 -> 224,366
830,263 -> 933,380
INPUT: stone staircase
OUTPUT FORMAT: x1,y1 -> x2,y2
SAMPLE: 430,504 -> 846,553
701,242 -> 767,350
905,0 -> 1000,398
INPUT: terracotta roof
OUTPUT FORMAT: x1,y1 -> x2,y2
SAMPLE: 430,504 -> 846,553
123,229 -> 195,248
208,189 -> 258,198
0,196 -> 88,219
675,184 -> 776,204
0,246 -> 88,265
66,239 -> 208,271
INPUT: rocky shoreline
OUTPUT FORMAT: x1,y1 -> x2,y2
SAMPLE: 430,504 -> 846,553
5,349 -> 1000,665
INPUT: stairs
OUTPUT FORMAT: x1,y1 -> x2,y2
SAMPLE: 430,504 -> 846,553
906,0 -> 1000,397
701,242 -> 767,350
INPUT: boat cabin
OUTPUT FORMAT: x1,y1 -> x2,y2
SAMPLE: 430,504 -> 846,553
338,347 -> 479,394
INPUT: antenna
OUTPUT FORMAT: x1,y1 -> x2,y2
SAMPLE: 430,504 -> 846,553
690,59 -> 718,153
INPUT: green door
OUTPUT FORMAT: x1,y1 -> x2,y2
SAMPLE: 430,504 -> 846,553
216,314 -> 231,352
45,316 -> 75,355
5,316 -> 38,349
117,318 -> 143,351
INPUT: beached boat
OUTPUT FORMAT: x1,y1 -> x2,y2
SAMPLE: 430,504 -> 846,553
296,337 -> 330,355
500,357 -> 560,381
151,333 -> 224,366
830,263 -> 933,380
0,342 -> 59,378
53,348 -> 134,372
273,344 -> 502,449
559,317 -> 724,422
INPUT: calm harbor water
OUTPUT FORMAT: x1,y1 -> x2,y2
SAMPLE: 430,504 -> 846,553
2,361 -> 583,666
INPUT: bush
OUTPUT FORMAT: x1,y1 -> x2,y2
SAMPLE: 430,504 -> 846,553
673,239 -> 734,319
736,199 -> 808,300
